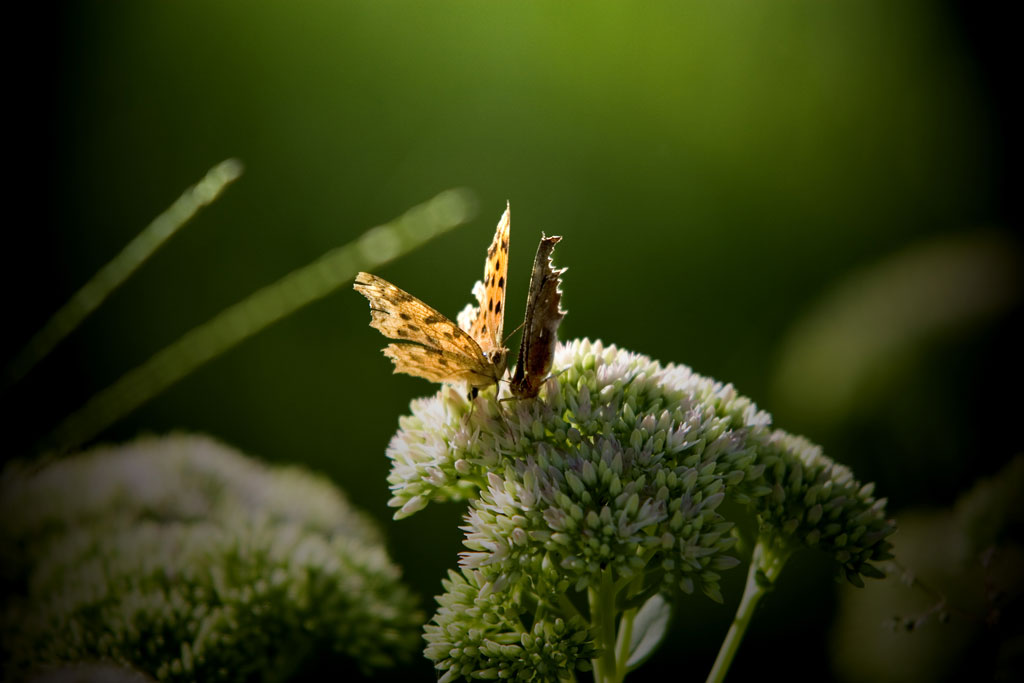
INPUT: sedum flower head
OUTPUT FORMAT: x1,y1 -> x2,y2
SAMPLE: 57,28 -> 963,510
424,568 -> 596,683
0,434 -> 423,682
390,339 -> 772,599
752,430 -> 896,585
387,339 -> 896,678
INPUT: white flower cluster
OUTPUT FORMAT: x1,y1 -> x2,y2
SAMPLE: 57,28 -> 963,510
0,434 -> 423,681
387,339 -> 895,679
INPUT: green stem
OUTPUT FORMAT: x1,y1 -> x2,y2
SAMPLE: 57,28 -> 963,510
589,568 -> 623,683
705,539 -> 789,683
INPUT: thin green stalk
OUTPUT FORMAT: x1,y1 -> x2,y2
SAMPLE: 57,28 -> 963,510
5,159 -> 243,389
590,569 -> 623,683
705,539 -> 789,683
41,188 -> 476,455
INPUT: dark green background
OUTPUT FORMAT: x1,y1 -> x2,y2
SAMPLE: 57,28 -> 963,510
7,1 -> 1019,680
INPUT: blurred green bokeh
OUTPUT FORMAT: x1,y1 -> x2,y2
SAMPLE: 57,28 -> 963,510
7,1 -> 1019,680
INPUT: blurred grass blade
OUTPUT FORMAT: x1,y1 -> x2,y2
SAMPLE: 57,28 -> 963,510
771,231 -> 1020,428
5,159 -> 244,389
43,188 -> 476,455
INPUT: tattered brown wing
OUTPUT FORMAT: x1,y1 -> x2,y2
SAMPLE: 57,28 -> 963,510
466,203 -> 511,353
353,272 -> 483,358
510,234 -> 566,398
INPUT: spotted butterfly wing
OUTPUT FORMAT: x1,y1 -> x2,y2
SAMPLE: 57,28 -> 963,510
463,202 -> 510,356
510,234 -> 566,398
352,272 -> 504,389
353,205 -> 512,393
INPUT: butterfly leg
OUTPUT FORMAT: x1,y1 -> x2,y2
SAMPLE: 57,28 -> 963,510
462,383 -> 517,445
489,392 -> 517,445
463,387 -> 478,424
542,366 -> 570,387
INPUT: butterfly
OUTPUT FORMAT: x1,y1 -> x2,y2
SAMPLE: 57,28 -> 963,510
353,203 -> 511,397
509,234 -> 566,399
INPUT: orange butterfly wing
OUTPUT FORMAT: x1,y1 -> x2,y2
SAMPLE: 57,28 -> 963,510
353,204 -> 514,392
466,202 -> 510,354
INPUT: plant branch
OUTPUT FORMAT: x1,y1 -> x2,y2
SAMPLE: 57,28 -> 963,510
705,539 -> 789,683
590,568 -> 623,683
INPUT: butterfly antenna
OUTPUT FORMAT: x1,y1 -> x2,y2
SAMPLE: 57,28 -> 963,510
502,320 -> 526,347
